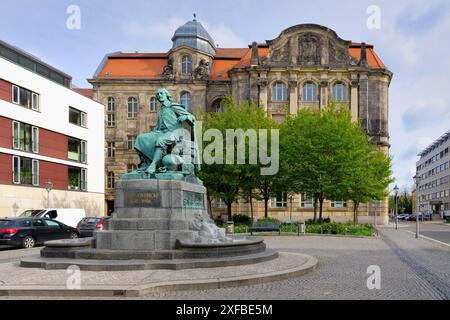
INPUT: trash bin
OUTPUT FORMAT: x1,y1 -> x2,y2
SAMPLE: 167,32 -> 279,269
226,221 -> 234,235
298,222 -> 305,235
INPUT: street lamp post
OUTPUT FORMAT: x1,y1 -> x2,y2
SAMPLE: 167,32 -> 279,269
413,174 -> 421,239
45,179 -> 53,208
394,185 -> 399,230
288,194 -> 293,223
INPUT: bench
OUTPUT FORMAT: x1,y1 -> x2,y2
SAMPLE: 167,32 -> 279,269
250,222 -> 281,235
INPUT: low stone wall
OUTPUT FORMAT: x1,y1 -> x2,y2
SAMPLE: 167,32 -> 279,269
0,184 -> 105,217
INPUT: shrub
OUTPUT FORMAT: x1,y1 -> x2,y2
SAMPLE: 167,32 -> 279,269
305,222 -> 373,236
232,214 -> 251,226
233,224 -> 249,233
257,217 -> 281,223
305,217 -> 331,225
280,223 -> 299,233
214,216 -> 226,227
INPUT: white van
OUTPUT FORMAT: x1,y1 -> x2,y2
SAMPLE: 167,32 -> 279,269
19,208 -> 86,228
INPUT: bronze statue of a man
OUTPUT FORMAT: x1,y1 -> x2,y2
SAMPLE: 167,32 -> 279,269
134,88 -> 196,175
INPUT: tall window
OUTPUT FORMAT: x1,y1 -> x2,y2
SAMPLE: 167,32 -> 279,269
69,107 -> 87,128
212,99 -> 224,112
149,97 -> 158,112
13,156 -> 39,186
12,121 -> 39,153
107,172 -> 115,189
330,199 -> 347,208
127,164 -> 137,172
107,97 -> 116,127
127,135 -> 136,150
127,97 -> 138,118
302,82 -> 317,101
271,192 -> 288,208
272,82 -> 287,101
181,55 -> 192,74
333,83 -> 347,102
12,85 -> 39,111
301,193 -> 314,208
68,167 -> 87,191
68,137 -> 87,163
180,92 -> 192,110
215,197 -> 226,208
107,142 -> 115,158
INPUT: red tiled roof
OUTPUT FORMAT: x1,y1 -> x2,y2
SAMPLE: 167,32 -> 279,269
73,88 -> 93,98
98,56 -> 168,79
95,44 -> 386,80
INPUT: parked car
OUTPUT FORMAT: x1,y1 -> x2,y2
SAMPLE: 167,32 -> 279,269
19,208 -> 86,228
406,213 -> 431,221
77,216 -> 111,238
396,213 -> 410,220
0,217 -> 79,248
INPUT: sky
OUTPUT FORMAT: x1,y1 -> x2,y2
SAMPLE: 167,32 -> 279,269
1,0 -> 450,192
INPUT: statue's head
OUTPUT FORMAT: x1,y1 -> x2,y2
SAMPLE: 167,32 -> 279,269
156,88 -> 173,103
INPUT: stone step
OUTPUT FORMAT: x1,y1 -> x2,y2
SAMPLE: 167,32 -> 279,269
95,230 -> 197,250
106,218 -> 190,231
113,207 -> 206,220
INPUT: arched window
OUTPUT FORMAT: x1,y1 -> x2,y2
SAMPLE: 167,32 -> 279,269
272,82 -> 287,101
127,97 -> 138,118
181,55 -> 192,74
107,172 -> 115,189
149,97 -> 157,112
212,99 -> 224,112
107,97 -> 116,127
127,164 -> 137,173
302,82 -> 317,102
107,97 -> 115,112
333,83 -> 347,102
180,92 -> 192,110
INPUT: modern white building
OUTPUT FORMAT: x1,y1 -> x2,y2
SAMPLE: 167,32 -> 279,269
416,130 -> 450,219
0,40 -> 105,217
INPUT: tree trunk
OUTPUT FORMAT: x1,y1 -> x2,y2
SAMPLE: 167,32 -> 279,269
264,197 -> 269,218
207,193 -> 213,218
353,201 -> 359,225
226,203 -> 232,222
319,194 -> 324,220
313,196 -> 318,222
249,195 -> 254,223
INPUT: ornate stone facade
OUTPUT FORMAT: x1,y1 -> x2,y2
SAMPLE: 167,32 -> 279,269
89,21 -> 392,224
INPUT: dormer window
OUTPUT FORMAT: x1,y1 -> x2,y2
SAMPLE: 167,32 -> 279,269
181,55 -> 192,74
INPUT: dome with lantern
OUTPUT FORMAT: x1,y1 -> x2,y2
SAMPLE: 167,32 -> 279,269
171,15 -> 216,56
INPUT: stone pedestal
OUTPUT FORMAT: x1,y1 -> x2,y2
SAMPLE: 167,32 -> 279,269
95,179 -> 208,250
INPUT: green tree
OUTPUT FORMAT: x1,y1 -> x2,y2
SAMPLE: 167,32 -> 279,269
198,97 -> 278,221
281,101 -> 392,222
346,146 -> 393,224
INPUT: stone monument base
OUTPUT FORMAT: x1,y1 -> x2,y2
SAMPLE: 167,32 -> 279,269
20,179 -> 279,271
97,179 -> 208,251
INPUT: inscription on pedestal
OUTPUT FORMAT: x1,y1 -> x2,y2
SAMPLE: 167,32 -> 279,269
124,189 -> 161,207
183,191 -> 205,209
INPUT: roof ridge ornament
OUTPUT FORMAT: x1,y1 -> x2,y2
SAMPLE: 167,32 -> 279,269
193,13 -> 197,21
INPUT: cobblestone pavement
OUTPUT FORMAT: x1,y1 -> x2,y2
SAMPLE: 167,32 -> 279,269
1,232 -> 449,300
401,221 -> 450,245
132,232 -> 448,300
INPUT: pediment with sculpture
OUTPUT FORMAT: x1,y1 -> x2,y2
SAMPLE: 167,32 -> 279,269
266,24 -> 359,68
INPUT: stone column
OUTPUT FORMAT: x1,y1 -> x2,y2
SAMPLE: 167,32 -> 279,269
258,77 -> 268,113
350,80 -> 359,122
320,81 -> 328,109
358,73 -> 369,133
289,80 -> 298,115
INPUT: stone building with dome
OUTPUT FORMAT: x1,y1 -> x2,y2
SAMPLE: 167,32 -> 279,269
89,18 -> 393,224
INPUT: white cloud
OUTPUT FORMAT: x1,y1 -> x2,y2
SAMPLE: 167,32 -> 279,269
122,17 -> 185,41
121,17 -> 247,48
201,21 -> 248,47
